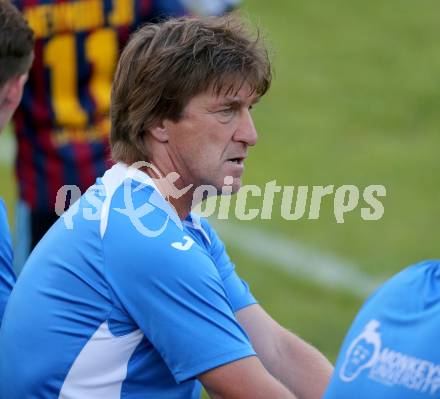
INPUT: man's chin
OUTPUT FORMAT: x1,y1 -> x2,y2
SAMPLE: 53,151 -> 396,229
199,174 -> 242,196
223,176 -> 242,195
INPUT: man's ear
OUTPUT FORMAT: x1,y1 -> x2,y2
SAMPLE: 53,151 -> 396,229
2,74 -> 28,110
149,120 -> 169,143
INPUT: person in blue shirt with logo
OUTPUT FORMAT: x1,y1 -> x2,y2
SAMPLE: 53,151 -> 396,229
324,259 -> 440,399
0,198 -> 14,324
0,15 -> 332,399
0,0 -> 34,324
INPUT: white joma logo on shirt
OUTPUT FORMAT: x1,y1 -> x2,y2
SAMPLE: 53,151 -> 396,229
171,236 -> 195,251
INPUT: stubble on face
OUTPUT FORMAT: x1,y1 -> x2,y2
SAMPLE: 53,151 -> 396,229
146,83 -> 259,219
169,86 -> 259,195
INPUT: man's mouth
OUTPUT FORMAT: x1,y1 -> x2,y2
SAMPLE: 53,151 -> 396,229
226,157 -> 245,164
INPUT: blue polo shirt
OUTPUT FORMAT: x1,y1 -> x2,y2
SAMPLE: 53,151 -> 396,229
0,163 -> 257,398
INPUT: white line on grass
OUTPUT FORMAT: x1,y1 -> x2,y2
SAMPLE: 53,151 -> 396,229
212,220 -> 382,298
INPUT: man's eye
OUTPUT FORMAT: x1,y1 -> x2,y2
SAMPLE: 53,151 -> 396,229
218,108 -> 233,115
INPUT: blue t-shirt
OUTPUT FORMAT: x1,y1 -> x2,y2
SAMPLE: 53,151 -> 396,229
0,163 -> 257,398
0,199 -> 15,324
324,260 -> 440,399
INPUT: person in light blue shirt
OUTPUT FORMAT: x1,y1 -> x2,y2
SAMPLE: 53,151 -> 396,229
323,259 -> 440,399
2,163 -> 258,398
0,15 -> 332,399
0,0 -> 34,323
0,199 -> 15,323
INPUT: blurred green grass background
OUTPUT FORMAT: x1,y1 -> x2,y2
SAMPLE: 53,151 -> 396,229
234,0 -> 439,359
0,0 -> 439,372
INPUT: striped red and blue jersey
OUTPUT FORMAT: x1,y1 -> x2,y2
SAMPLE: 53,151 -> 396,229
13,0 -> 187,211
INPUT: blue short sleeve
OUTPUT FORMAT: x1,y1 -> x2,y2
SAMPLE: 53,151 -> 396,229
0,199 -> 16,324
201,218 -> 257,312
103,198 -> 255,383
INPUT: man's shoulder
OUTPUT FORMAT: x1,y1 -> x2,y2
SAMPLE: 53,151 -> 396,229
0,199 -> 11,245
0,198 -> 7,218
0,197 -> 15,305
103,179 -> 183,242
0,198 -> 6,218
97,166 -> 198,258
186,213 -> 226,246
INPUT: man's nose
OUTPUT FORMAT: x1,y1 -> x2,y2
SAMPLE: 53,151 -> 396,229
234,109 -> 258,146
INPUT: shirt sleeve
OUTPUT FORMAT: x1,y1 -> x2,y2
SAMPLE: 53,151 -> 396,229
0,199 -> 16,324
201,218 -> 257,312
103,202 -> 256,383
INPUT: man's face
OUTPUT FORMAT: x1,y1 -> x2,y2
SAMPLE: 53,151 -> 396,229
163,84 -> 259,194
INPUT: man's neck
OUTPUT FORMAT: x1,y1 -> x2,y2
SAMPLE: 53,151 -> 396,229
142,165 -> 195,220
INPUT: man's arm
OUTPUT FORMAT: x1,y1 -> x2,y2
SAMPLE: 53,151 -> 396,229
236,304 -> 333,399
199,356 -> 298,399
